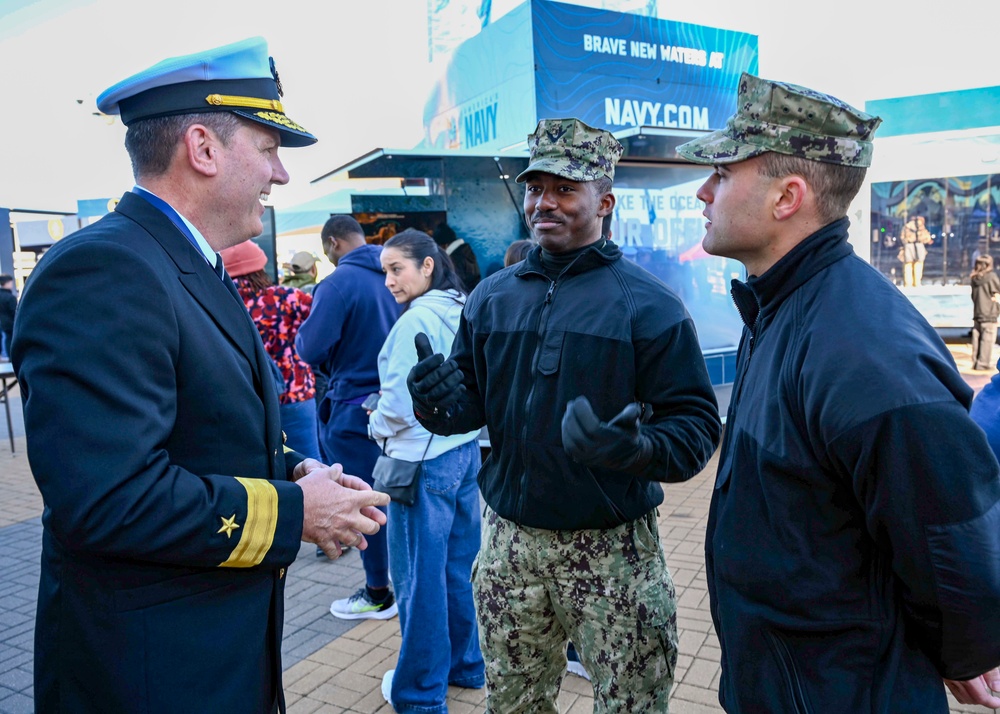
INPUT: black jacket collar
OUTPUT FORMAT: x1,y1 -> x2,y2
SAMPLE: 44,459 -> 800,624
515,239 -> 621,280
731,217 -> 854,330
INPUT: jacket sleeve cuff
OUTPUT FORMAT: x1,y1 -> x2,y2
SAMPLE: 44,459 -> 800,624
217,478 -> 303,568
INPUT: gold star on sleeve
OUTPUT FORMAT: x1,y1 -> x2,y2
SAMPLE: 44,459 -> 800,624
218,478 -> 278,568
218,514 -> 241,539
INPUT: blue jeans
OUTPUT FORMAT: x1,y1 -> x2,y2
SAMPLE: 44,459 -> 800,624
387,440 -> 485,713
280,398 -> 320,460
320,399 -> 389,587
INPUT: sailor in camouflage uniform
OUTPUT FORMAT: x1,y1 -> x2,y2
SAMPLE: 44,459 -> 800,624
407,118 -> 722,712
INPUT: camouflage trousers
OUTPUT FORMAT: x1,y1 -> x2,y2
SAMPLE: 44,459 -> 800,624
471,506 -> 678,713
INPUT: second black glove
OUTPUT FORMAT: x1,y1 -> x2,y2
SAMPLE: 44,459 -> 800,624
561,395 -> 653,472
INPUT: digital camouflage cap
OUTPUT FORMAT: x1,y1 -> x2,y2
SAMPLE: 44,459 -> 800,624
515,118 -> 624,183
676,72 -> 881,168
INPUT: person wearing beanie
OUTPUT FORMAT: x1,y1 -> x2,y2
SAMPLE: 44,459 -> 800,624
11,37 -> 388,713
220,238 -> 268,276
432,222 -> 482,292
220,240 -> 321,461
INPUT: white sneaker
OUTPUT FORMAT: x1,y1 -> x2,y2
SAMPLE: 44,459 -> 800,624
328,587 -> 398,620
381,669 -> 394,705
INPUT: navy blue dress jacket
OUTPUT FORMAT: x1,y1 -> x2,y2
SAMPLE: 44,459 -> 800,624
12,192 -> 306,713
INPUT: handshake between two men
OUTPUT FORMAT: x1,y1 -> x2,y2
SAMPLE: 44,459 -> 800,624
406,332 -> 654,472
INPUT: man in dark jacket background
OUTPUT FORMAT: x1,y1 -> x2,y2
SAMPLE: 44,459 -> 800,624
678,72 -> 1000,712
296,215 -> 403,620
408,118 -> 721,712
970,253 -> 1000,370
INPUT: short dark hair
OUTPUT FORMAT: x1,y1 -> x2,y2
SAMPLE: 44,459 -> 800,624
756,153 -> 867,225
124,112 -> 243,179
384,228 -> 466,296
0,274 -> 12,286
321,215 -> 365,251
591,176 -> 613,196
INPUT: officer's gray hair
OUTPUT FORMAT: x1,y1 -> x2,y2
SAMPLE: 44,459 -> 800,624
125,112 -> 243,179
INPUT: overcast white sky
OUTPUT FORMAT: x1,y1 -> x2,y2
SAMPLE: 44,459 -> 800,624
2,0 -> 998,215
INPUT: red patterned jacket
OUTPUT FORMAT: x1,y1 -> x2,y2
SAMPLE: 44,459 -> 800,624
234,279 -> 316,404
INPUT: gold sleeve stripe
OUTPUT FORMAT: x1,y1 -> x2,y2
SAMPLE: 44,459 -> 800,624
283,445 -> 294,454
219,477 -> 278,568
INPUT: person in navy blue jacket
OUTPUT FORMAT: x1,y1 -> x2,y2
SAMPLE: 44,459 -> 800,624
677,72 -> 1000,712
11,38 -> 389,714
296,215 -> 404,619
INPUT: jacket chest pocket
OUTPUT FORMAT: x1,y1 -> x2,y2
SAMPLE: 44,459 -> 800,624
536,330 -> 564,375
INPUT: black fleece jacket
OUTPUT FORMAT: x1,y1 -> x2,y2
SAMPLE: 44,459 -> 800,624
416,239 -> 721,530
709,218 -> 1000,712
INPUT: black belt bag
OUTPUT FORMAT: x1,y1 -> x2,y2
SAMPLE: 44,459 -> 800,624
372,436 -> 433,507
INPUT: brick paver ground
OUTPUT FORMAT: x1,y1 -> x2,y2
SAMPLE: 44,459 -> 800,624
1,350 -> 996,712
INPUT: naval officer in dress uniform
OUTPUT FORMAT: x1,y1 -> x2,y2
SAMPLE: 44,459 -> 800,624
11,37 -> 390,713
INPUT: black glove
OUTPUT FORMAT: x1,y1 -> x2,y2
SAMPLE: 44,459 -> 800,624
406,332 -> 465,418
561,396 -> 653,472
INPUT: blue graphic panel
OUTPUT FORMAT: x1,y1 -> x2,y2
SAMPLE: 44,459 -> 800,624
422,2 -> 537,151
532,0 -> 757,131
76,198 -> 118,218
866,86 -> 1000,138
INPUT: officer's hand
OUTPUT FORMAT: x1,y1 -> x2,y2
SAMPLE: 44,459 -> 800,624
298,465 -> 390,559
944,669 -> 1000,708
406,332 -> 465,418
561,396 -> 653,472
291,457 -> 325,482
